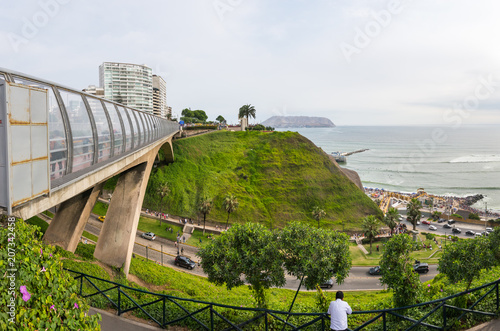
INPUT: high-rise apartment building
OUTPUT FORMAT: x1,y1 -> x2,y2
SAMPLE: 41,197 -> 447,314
152,75 -> 167,117
99,62 -> 153,112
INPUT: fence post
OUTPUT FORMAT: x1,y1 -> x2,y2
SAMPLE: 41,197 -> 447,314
497,282 -> 499,310
146,246 -> 148,260
79,276 -> 83,295
118,286 -> 121,315
162,297 -> 166,326
210,304 -> 214,330
265,311 -> 268,331
161,245 -> 163,266
443,303 -> 447,329
383,311 -> 386,331
322,314 -> 325,331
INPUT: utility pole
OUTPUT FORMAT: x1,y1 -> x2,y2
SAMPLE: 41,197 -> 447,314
485,201 -> 488,232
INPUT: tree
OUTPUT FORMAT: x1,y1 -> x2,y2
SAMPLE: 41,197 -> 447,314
383,207 -> 399,236
198,196 -> 213,235
362,215 -> 380,254
156,183 -> 170,225
222,194 -> 239,230
439,237 -> 495,290
312,206 -> 326,228
406,198 -> 422,231
380,234 -> 423,307
487,227 -> 500,263
431,211 -> 442,221
278,222 -> 351,317
216,115 -> 225,123
238,104 -> 256,122
197,223 -> 285,309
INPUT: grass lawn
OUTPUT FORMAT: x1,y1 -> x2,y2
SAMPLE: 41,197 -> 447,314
82,231 -> 98,242
137,216 -> 184,242
186,229 -> 219,248
42,210 -> 54,218
92,201 -> 109,216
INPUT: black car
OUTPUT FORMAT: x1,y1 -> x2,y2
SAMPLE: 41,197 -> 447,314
443,223 -> 452,229
320,278 -> 334,289
448,219 -> 456,225
174,256 -> 196,270
452,228 -> 461,234
465,230 -> 475,236
437,218 -> 447,223
413,263 -> 429,273
369,266 -> 382,276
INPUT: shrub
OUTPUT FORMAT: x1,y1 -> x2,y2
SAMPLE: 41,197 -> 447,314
184,125 -> 217,130
425,233 -> 435,240
0,218 -> 101,330
468,213 -> 480,220
451,213 -> 463,219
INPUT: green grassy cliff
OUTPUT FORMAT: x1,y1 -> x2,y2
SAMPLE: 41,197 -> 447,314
144,130 -> 381,229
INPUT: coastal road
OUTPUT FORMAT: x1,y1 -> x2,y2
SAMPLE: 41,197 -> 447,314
81,215 -> 439,291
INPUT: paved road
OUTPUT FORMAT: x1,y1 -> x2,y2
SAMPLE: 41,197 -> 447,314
82,215 -> 439,291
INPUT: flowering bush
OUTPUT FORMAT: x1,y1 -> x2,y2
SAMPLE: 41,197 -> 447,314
0,218 -> 100,330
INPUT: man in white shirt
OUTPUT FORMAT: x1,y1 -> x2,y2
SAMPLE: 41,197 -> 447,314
327,291 -> 352,331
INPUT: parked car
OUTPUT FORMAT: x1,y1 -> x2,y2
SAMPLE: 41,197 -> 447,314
474,232 -> 482,237
443,223 -> 452,229
465,230 -> 475,236
422,220 -> 431,225
369,266 -> 382,276
428,225 -> 437,231
416,221 -> 421,225
486,227 -> 493,233
438,218 -> 447,223
320,278 -> 334,289
481,231 -> 489,237
174,256 -> 196,270
141,232 -> 156,240
413,263 -> 429,274
452,228 -> 461,234
98,215 -> 105,222
448,219 -> 456,225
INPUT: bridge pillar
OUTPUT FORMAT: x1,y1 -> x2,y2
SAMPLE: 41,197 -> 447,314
43,183 -> 103,252
93,151 -> 156,275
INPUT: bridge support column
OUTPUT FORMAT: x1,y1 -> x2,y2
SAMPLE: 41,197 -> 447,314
93,151 -> 156,275
43,183 -> 103,252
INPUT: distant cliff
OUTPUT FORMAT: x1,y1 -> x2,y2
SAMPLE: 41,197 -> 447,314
261,116 -> 335,128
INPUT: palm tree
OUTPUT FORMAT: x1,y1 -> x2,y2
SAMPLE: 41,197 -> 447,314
238,104 -> 256,123
383,207 -> 399,236
362,215 -> 380,254
198,196 -> 213,235
223,194 -> 239,230
156,183 -> 170,225
406,198 -> 422,231
312,206 -> 326,228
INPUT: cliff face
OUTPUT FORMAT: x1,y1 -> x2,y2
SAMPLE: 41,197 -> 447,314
261,116 -> 335,128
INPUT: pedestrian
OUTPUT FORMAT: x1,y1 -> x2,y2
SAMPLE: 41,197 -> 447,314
181,247 -> 184,255
174,241 -> 177,248
182,236 -> 185,243
327,291 -> 352,331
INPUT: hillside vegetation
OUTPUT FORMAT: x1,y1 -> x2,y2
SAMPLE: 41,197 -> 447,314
144,131 -> 381,229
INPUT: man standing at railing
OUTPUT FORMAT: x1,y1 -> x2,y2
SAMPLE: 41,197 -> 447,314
327,291 -> 352,331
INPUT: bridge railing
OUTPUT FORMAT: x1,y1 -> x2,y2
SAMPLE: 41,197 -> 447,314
65,268 -> 499,330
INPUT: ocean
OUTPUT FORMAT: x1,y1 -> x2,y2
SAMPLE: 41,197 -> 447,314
277,126 -> 500,212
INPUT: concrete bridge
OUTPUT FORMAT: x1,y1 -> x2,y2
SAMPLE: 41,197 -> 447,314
0,68 -> 179,274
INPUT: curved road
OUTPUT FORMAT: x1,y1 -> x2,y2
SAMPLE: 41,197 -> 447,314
80,215 -> 439,291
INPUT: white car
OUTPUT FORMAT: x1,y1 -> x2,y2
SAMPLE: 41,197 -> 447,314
141,232 -> 156,241
429,225 -> 437,231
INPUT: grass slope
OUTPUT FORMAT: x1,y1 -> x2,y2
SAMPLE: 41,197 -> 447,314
144,131 -> 381,229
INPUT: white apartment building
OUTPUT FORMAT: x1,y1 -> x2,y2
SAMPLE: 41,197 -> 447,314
99,62 -> 153,112
152,75 -> 167,117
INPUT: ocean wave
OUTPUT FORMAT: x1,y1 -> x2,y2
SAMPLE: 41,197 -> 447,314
449,155 -> 500,163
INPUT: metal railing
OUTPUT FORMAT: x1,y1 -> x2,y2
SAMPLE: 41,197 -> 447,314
65,268 -> 500,330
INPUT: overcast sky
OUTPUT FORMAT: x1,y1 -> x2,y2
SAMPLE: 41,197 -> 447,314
1,0 -> 500,125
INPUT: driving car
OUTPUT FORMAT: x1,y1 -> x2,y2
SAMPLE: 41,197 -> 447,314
448,219 -> 456,225
416,221 -> 421,225
452,228 -> 461,234
486,227 -> 493,233
320,278 -> 334,289
474,232 -> 482,237
369,266 -> 382,276
98,215 -> 105,222
443,223 -> 452,229
174,255 -> 196,270
465,230 -> 475,236
438,218 -> 447,223
428,225 -> 437,231
422,220 -> 431,225
413,262 -> 429,273
141,232 -> 156,240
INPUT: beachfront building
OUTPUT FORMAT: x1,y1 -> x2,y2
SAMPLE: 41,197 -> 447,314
99,62 -> 153,113
153,74 -> 167,117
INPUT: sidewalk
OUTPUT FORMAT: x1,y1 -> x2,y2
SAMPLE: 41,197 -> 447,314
466,318 -> 500,330
89,308 -> 162,330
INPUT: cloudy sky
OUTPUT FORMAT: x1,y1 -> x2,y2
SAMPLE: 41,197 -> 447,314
1,0 -> 500,125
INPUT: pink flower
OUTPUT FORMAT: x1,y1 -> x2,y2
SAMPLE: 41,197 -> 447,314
74,303 -> 79,309
428,284 -> 431,287
40,248 -> 43,255
50,305 -> 56,311
40,266 -> 46,272
20,286 -> 31,302
49,253 -> 53,258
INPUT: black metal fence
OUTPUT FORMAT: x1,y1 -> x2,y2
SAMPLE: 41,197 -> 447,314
66,268 -> 499,330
